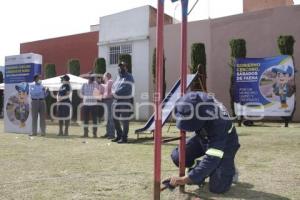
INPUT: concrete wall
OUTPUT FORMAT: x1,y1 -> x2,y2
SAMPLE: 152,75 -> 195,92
99,6 -> 150,44
98,6 -> 152,120
150,5 -> 300,121
209,5 -> 300,121
149,20 -> 211,94
244,0 -> 294,12
149,6 -> 174,27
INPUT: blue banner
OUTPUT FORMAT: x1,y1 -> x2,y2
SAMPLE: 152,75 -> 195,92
234,55 -> 295,117
4,53 -> 42,134
5,63 -> 41,84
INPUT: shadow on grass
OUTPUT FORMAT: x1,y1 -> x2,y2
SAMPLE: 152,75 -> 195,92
181,182 -> 290,200
126,137 -> 178,147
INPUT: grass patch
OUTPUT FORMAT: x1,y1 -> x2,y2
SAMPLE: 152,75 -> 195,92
0,121 -> 299,200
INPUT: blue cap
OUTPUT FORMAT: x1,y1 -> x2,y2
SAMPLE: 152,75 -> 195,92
15,82 -> 29,94
175,92 -> 214,132
272,65 -> 293,76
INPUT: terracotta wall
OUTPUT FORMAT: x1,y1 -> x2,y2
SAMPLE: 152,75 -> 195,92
20,31 -> 99,76
244,0 -> 294,12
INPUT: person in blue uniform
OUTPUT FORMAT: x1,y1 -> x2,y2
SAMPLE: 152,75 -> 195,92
167,91 -> 240,194
57,75 -> 72,136
29,74 -> 48,136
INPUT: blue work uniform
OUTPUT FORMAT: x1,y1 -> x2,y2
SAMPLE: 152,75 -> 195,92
171,92 -> 240,194
57,83 -> 72,118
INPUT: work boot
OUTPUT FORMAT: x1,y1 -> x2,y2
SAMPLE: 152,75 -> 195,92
83,128 -> 88,138
93,128 -> 97,138
117,138 -> 127,144
64,120 -> 69,136
112,137 -> 121,142
58,121 -> 63,136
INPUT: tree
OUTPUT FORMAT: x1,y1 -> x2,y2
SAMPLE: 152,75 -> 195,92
190,43 -> 207,91
44,64 -> 56,119
44,63 -> 56,78
68,59 -> 80,76
152,48 -> 167,99
94,58 -> 106,74
277,35 -> 296,127
229,39 -> 247,118
277,35 -> 295,55
119,54 -> 132,73
67,59 -> 81,121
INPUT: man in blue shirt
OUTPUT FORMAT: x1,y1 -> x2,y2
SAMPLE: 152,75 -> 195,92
111,61 -> 134,144
29,74 -> 48,136
167,92 -> 240,194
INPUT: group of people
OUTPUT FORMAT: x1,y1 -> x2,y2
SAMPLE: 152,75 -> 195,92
29,62 -> 241,193
29,61 -> 134,144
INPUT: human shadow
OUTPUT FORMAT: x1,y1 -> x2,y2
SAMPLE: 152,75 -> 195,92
42,133 -> 82,139
181,182 -> 290,200
126,137 -> 179,147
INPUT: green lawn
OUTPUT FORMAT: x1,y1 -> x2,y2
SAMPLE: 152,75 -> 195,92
0,121 -> 299,200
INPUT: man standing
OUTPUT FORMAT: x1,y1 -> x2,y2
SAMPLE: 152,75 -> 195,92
166,92 -> 240,194
29,74 -> 48,136
81,74 -> 101,138
112,62 -> 134,144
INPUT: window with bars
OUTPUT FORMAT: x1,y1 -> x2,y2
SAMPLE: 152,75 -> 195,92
109,44 -> 132,65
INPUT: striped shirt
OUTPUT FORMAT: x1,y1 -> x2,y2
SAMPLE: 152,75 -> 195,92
81,82 -> 103,105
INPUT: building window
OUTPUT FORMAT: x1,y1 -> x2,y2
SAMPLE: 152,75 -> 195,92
109,44 -> 132,65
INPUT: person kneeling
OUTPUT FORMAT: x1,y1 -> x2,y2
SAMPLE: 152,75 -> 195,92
167,92 -> 240,194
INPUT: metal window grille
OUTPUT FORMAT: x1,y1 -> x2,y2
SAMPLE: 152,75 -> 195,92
109,44 -> 132,65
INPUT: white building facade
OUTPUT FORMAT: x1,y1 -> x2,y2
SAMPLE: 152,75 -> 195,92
98,6 -> 173,120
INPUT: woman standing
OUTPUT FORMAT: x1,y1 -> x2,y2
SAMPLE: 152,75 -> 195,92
57,75 -> 72,136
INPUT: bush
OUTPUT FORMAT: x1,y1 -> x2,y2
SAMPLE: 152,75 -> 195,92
277,35 -> 295,55
230,39 -> 247,58
191,43 -> 206,73
68,59 -> 80,76
44,63 -> 56,78
152,48 -> 167,99
44,64 -> 56,119
229,39 -> 247,116
94,58 -> 106,74
67,59 -> 81,121
119,54 -> 132,73
191,43 -> 207,91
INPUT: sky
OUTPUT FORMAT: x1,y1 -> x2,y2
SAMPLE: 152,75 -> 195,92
0,0 -> 299,66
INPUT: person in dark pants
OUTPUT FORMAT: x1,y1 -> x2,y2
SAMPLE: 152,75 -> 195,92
166,92 -> 240,194
29,74 -> 48,136
57,75 -> 72,136
81,75 -> 101,138
111,62 -> 134,144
